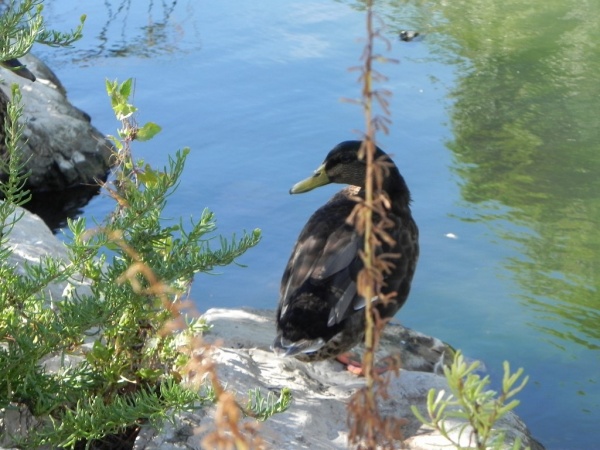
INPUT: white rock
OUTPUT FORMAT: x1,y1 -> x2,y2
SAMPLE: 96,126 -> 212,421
3,203 -> 92,303
136,308 -> 544,450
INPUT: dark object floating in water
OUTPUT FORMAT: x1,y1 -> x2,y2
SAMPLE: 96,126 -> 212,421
273,140 -> 419,363
399,30 -> 420,42
0,58 -> 36,82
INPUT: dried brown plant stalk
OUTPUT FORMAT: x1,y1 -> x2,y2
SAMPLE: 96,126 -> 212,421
112,231 -> 263,449
181,336 -> 264,450
347,2 -> 404,449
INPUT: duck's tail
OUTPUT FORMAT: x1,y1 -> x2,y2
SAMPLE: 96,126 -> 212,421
271,334 -> 325,357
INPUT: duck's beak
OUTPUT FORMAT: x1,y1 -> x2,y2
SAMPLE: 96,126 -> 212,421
290,163 -> 330,194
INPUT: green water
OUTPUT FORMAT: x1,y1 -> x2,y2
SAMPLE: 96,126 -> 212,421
36,0 -> 599,448
448,0 -> 600,353
399,1 -> 600,447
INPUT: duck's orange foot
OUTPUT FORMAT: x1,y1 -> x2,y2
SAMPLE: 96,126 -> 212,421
336,352 -> 364,375
336,352 -> 401,376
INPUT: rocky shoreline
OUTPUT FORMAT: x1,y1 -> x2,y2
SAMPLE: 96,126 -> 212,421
1,204 -> 544,450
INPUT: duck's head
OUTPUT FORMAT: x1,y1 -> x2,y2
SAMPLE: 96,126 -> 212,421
290,140 -> 392,194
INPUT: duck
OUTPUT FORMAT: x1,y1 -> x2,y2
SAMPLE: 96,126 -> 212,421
273,140 -> 419,365
399,30 -> 420,42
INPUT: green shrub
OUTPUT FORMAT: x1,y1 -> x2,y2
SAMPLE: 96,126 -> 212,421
0,77 -> 261,448
411,351 -> 530,450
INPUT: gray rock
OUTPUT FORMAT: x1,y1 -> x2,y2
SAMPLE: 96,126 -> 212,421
0,404 -> 42,450
0,54 -> 112,191
138,308 -> 544,450
2,203 -> 92,303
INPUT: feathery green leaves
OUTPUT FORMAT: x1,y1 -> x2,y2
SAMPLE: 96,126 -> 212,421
0,76 -> 261,448
411,351 -> 530,450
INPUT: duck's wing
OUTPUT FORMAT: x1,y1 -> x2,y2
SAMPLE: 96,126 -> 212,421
279,204 -> 363,327
314,228 -> 361,326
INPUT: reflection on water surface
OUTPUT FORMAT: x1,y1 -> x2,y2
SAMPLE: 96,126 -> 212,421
32,1 -> 600,448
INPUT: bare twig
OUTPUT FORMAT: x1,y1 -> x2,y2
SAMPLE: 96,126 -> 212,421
347,2 -> 403,449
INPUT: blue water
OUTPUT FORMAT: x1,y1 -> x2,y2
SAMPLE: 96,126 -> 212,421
33,1 -> 598,448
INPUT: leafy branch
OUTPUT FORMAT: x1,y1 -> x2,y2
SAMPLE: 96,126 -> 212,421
0,0 -> 85,61
0,85 -> 31,252
246,387 -> 292,422
411,351 -> 531,450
